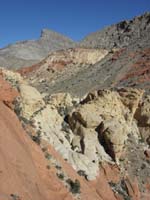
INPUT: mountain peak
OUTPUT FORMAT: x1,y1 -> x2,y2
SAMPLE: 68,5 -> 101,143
40,28 -> 74,42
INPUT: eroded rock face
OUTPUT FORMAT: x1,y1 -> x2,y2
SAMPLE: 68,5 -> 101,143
13,81 -> 144,180
3,69 -> 148,190
44,48 -> 108,65
45,92 -> 80,116
68,88 -> 143,162
135,95 -> 150,144
5,67 -> 147,183
14,82 -> 99,179
136,95 -> 150,126
31,104 -> 72,158
31,103 -> 102,180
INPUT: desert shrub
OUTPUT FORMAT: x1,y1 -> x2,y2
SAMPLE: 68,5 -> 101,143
31,130 -> 41,145
45,152 -> 52,160
139,136 -> 145,143
20,116 -> 30,124
66,179 -> 80,194
77,170 -> 87,179
55,165 -> 62,170
57,173 -> 64,180
14,98 -> 22,116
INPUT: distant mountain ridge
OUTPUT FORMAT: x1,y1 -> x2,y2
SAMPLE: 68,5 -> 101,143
16,12 -> 150,97
0,29 -> 75,69
80,12 -> 150,49
0,12 -> 149,69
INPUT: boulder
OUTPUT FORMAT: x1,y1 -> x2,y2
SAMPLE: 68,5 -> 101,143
135,95 -> 150,143
68,88 -> 143,162
19,84 -> 45,120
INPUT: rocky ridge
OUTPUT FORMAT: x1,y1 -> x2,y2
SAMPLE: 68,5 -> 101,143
0,12 -> 149,71
81,12 -> 150,49
0,29 -> 74,69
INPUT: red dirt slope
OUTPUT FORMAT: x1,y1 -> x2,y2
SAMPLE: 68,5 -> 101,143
0,74 -> 73,200
0,101 -> 73,200
118,48 -> 150,89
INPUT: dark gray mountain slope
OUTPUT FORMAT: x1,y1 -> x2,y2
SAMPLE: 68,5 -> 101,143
80,12 -> 150,49
0,29 -> 75,69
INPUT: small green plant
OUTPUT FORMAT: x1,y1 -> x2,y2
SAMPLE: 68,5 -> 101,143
66,179 -> 81,194
77,170 -> 87,179
31,130 -> 41,145
45,152 -> 52,160
119,158 -> 125,162
139,137 -> 145,143
14,102 -> 22,116
20,116 -> 30,124
57,173 -> 64,180
55,165 -> 62,170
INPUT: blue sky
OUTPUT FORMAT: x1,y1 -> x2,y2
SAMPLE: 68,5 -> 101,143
0,0 -> 149,47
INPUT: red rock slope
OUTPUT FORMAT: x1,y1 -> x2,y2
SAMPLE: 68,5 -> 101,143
0,76 -> 73,200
